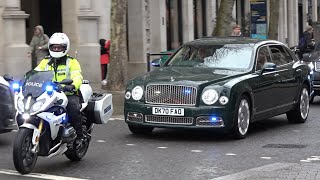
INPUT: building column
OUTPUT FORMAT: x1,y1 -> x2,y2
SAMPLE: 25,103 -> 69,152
128,0 -> 150,79
150,0 -> 167,53
302,0 -> 309,29
287,0 -> 299,47
312,0 -> 318,22
206,0 -> 217,36
2,0 -> 29,78
195,0 -> 203,38
92,0 -> 111,40
76,0 -> 101,82
278,0 -> 288,44
182,0 -> 194,43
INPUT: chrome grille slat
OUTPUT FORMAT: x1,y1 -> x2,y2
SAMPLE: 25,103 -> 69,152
146,85 -> 197,105
145,115 -> 193,125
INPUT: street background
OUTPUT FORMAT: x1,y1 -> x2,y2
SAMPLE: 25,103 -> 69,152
1,86 -> 320,179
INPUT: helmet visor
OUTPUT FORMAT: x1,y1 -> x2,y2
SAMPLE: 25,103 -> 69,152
49,44 -> 67,52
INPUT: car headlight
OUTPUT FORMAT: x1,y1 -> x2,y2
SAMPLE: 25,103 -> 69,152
30,100 -> 45,113
309,63 -> 314,70
131,86 -> 143,101
17,98 -> 24,112
201,89 -> 219,105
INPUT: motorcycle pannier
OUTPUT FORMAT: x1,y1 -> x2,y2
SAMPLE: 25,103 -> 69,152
87,93 -> 113,124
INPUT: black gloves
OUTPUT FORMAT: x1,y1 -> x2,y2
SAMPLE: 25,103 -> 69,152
63,85 -> 76,92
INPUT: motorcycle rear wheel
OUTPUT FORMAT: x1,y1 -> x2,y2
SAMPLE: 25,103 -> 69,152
13,128 -> 38,174
65,124 -> 90,161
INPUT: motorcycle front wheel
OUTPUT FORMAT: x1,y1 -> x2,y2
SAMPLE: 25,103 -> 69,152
13,128 -> 38,174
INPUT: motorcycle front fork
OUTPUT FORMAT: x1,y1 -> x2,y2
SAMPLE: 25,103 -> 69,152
31,119 -> 43,153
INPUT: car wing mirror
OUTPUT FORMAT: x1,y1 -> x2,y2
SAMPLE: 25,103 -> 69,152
151,58 -> 161,67
260,62 -> 276,75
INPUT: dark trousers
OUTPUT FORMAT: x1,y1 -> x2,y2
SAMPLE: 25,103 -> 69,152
66,95 -> 82,137
101,64 -> 108,80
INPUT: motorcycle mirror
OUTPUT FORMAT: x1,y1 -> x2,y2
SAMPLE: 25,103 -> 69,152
59,79 -> 73,85
3,74 -> 13,81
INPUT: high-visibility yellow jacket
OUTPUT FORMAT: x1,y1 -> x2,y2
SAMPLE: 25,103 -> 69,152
34,55 -> 83,90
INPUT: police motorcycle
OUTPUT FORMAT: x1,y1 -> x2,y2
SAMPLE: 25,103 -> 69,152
12,70 -> 113,174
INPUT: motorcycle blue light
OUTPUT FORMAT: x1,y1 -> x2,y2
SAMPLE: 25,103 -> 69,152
12,83 -> 20,91
46,85 -> 54,95
62,116 -> 68,124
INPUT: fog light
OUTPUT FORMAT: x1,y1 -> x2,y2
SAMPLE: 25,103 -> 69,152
125,91 -> 131,99
219,96 -> 229,105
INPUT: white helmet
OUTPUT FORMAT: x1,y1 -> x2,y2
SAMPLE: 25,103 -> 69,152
48,33 -> 70,58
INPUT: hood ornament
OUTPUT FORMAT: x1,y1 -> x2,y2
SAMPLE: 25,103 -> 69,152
170,77 -> 175,82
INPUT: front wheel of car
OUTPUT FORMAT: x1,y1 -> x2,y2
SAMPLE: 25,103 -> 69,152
231,96 -> 251,139
128,125 -> 154,135
286,85 -> 309,123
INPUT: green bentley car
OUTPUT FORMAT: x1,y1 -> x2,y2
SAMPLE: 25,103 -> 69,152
124,37 -> 311,139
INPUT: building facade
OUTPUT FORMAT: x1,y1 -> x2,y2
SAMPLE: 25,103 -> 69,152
0,0 -> 318,81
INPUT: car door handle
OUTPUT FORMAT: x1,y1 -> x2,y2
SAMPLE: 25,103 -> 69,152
274,74 -> 279,77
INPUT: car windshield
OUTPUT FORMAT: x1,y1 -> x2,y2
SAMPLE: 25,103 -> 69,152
166,44 -> 254,71
22,70 -> 54,98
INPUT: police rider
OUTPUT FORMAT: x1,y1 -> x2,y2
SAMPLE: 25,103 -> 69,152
35,33 -> 84,147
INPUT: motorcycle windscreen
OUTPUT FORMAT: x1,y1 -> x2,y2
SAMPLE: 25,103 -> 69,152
22,70 -> 54,98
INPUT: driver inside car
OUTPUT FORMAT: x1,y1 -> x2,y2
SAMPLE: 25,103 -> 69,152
34,32 -> 84,148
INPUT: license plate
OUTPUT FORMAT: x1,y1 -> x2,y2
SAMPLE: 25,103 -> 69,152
152,107 -> 184,116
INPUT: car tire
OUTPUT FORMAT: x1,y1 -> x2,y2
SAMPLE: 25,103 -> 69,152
286,85 -> 309,123
128,125 -> 154,135
231,95 -> 251,139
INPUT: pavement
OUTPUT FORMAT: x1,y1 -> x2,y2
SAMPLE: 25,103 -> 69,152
213,163 -> 320,180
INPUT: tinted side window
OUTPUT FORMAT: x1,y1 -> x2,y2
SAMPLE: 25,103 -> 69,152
269,45 -> 293,66
256,46 -> 272,71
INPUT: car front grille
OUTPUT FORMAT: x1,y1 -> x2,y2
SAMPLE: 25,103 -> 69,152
145,85 -> 197,105
315,62 -> 320,71
145,115 -> 193,125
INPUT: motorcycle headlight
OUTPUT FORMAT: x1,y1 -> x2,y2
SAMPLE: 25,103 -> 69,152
202,89 -> 219,105
17,98 -> 24,112
131,86 -> 143,101
30,100 -> 45,113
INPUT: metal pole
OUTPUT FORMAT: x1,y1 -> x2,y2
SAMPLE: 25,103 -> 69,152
147,53 -> 150,72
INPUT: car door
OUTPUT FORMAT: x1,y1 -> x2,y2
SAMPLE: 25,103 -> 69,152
252,45 -> 281,118
269,45 -> 298,106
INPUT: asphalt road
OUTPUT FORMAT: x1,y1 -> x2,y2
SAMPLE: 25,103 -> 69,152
1,99 -> 320,179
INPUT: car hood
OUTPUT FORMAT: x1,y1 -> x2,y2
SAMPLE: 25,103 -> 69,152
139,67 -> 247,86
